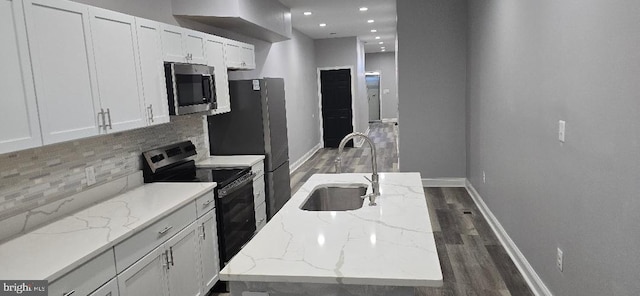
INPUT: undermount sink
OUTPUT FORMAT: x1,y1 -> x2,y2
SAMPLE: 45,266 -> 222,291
300,184 -> 368,211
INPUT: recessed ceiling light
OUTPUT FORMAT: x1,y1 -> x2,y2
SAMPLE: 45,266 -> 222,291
381,49 -> 386,52
304,11 -> 312,16
379,42 -> 384,44
319,23 -> 327,27
370,29 -> 377,33
367,19 -> 375,23
375,36 -> 381,40
359,7 -> 368,11
381,46 -> 386,49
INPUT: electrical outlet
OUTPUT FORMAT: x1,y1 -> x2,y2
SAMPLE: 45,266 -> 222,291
558,120 -> 566,143
482,171 -> 486,184
556,247 -> 564,272
85,166 -> 96,186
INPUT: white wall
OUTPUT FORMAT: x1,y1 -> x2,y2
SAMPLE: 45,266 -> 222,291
397,0 -> 468,178
71,0 -> 321,168
467,1 -> 640,295
365,52 -> 398,119
314,37 -> 368,135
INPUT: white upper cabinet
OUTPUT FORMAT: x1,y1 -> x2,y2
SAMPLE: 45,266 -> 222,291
204,35 -> 230,114
0,0 -> 42,154
136,18 -> 170,125
223,39 -> 255,70
89,8 -> 146,133
23,0 -> 102,145
160,24 -> 206,65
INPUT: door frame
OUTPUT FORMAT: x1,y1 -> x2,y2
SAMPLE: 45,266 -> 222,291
317,66 -> 356,148
365,71 -> 382,122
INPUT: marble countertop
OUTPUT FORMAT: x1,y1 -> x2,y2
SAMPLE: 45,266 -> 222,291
219,173 -> 443,287
197,155 -> 265,168
0,182 -> 216,281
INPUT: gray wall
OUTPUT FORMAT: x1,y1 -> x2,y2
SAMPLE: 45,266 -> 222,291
467,1 -> 640,295
397,0 -> 467,177
365,52 -> 398,120
73,0 -> 321,168
315,37 -> 368,135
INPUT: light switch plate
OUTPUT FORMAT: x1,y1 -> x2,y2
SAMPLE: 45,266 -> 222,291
558,120 -> 566,143
85,166 -> 96,186
556,247 -> 564,272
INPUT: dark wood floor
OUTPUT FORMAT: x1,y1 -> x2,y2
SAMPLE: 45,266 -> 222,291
215,122 -> 534,296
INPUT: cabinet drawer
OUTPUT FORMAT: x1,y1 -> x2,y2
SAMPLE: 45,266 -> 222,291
251,161 -> 265,179
255,201 -> 266,226
195,190 -> 215,218
114,201 -> 196,273
49,249 -> 116,296
88,277 -> 118,296
253,178 -> 265,204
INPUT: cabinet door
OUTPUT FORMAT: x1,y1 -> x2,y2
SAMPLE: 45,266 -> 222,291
118,246 -> 169,296
136,18 -> 170,125
223,39 -> 242,68
89,8 -> 146,132
166,222 -> 203,296
0,0 -> 42,154
240,43 -> 255,69
23,0 -> 102,145
198,210 -> 220,292
161,24 -> 186,63
184,30 -> 207,65
205,36 -> 230,114
89,278 -> 119,296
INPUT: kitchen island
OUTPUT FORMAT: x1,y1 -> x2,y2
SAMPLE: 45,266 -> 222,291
219,173 -> 442,296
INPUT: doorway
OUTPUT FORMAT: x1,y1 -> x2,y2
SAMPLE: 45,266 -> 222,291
319,68 -> 354,148
365,73 -> 381,122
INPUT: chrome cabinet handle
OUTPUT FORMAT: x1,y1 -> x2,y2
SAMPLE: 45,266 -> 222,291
149,104 -> 154,122
99,108 -> 106,131
158,225 -> 173,235
202,199 -> 213,207
63,291 -> 75,296
162,250 -> 169,270
201,223 -> 206,240
106,108 -> 113,129
169,247 -> 174,266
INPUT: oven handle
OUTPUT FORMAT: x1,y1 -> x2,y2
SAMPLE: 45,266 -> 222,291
218,172 -> 255,198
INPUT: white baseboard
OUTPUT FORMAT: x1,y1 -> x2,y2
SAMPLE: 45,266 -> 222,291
421,178 -> 466,187
290,142 -> 322,173
464,180 -> 553,296
381,118 -> 398,123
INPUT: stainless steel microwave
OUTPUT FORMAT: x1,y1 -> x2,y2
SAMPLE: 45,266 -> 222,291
164,63 -> 217,115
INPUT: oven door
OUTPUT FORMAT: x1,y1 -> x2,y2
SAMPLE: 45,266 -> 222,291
216,174 -> 255,267
165,63 -> 217,115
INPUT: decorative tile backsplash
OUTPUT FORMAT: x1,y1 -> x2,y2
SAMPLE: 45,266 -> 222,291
0,115 -> 208,221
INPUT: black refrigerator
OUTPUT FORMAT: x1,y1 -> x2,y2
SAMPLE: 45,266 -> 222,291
207,78 -> 291,220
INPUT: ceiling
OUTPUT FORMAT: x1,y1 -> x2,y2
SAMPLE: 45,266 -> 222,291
278,0 -> 397,53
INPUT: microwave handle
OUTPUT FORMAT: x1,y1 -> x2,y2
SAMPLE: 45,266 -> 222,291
203,74 -> 217,109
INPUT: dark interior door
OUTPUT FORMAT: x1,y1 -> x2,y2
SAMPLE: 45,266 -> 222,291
321,69 -> 353,148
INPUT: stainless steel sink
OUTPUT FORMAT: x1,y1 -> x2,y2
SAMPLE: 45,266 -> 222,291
300,184 -> 368,211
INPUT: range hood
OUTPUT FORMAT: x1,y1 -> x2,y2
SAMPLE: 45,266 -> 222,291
172,0 -> 292,42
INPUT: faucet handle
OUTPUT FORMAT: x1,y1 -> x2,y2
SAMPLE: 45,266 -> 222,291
363,176 -> 372,183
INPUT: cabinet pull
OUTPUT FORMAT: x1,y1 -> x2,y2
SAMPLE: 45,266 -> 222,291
149,104 -> 154,122
202,199 -> 213,207
162,250 -> 170,270
106,108 -> 113,129
201,223 -> 206,240
158,225 -> 173,235
169,247 -> 174,266
62,291 -> 75,296
99,108 -> 106,131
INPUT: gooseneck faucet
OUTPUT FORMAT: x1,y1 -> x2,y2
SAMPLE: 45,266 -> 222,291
335,132 -> 379,206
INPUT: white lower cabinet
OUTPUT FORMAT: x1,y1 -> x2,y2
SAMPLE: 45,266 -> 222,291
48,249 -> 117,296
118,246 -> 169,296
166,223 -> 203,296
198,210 -> 220,292
89,278 -> 119,296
